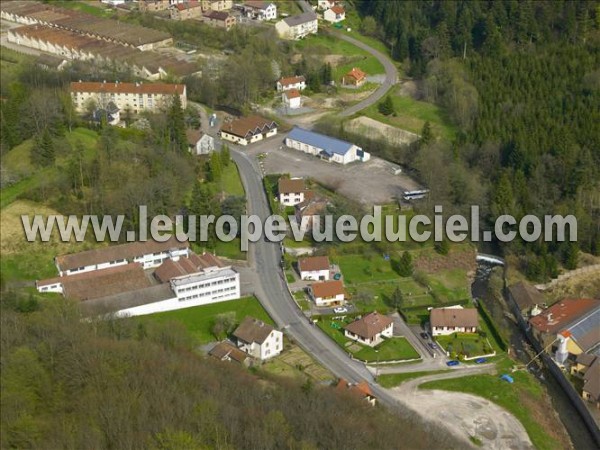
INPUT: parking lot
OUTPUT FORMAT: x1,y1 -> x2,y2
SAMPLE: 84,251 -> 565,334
245,136 -> 422,206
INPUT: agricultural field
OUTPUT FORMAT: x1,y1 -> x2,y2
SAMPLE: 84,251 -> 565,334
261,344 -> 334,383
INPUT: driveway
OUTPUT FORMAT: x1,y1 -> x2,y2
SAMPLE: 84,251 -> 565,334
388,369 -> 534,450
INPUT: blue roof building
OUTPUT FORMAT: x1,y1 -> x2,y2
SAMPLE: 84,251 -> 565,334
284,127 -> 370,164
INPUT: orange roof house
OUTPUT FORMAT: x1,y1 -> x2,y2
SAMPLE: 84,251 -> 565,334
342,67 -> 367,86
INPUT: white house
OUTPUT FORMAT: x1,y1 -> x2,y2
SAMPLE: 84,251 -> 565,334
298,256 -> 330,281
54,237 -> 190,276
282,89 -> 302,109
233,317 -> 283,360
186,129 -> 215,155
276,75 -> 306,92
243,1 -> 277,20
310,280 -> 345,307
323,5 -> 345,23
285,126 -> 371,165
278,177 -> 310,206
275,12 -> 318,40
344,312 -> 394,347
219,115 -> 278,146
430,306 -> 479,336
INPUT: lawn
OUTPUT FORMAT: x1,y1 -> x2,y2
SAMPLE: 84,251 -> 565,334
353,337 -> 420,362
134,296 -> 273,344
421,357 -> 562,450
316,318 -> 419,362
363,90 -> 457,141
219,163 -> 245,197
336,254 -> 398,283
435,331 -> 494,359
378,370 -> 450,388
50,1 -> 114,17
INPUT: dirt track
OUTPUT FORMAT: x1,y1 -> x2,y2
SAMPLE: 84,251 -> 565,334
388,369 -> 534,450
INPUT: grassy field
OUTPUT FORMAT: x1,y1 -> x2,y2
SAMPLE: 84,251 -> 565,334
219,163 -> 245,197
354,337 -> 419,362
294,32 -> 384,79
261,344 -> 334,383
436,332 -> 493,359
49,1 -> 114,17
317,318 -> 419,362
363,89 -> 457,141
421,357 -> 563,450
378,370 -> 450,388
134,296 -> 273,345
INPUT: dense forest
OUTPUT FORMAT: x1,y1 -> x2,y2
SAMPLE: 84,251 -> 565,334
349,0 -> 600,280
0,296 -> 458,449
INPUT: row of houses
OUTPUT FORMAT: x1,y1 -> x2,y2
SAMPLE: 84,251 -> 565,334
7,26 -> 198,80
140,0 -> 233,13
36,238 -> 241,317
1,1 -> 172,50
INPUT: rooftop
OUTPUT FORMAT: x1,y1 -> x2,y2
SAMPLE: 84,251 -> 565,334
70,81 -> 185,96
284,89 -> 301,99
220,115 -> 277,139
336,379 -> 374,399
508,281 -> 545,310
154,252 -> 224,283
430,307 -> 479,329
298,255 -> 330,272
583,358 -> 600,400
278,75 -> 305,86
529,298 -> 600,334
233,316 -> 275,345
311,280 -> 344,298
330,5 -> 345,15
287,127 -> 356,156
209,341 -> 249,363
344,67 -> 367,81
282,11 -> 317,27
344,312 -> 393,340
55,237 -> 189,272
278,177 -> 306,194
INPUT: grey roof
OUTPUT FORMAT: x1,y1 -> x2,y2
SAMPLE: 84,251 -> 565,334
567,307 -> 600,353
79,283 -> 175,316
283,11 -> 317,27
170,267 -> 237,287
233,316 -> 275,345
287,126 -> 356,156
508,281 -> 545,311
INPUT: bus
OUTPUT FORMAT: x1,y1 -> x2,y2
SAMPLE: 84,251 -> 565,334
402,189 -> 429,201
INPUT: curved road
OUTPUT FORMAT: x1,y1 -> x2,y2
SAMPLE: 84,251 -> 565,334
295,0 -> 398,118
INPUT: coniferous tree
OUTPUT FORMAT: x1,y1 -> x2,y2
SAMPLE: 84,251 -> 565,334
398,251 -> 413,277
167,94 -> 187,153
31,128 -> 55,167
220,145 -> 231,167
378,96 -> 395,116
208,151 -> 222,182
420,121 -> 433,147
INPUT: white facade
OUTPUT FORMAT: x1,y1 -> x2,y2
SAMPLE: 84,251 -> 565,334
323,7 -> 345,23
317,0 -> 334,10
284,135 -> 370,165
283,92 -> 301,109
220,128 -> 277,146
277,79 -> 306,92
190,134 -> 215,155
344,324 -> 393,347
300,269 -> 329,281
170,267 -> 240,303
279,191 -> 306,206
246,2 -> 277,20
101,0 -> 126,5
275,16 -> 318,40
311,291 -> 344,307
431,325 -> 478,336
238,329 -> 283,360
71,82 -> 187,115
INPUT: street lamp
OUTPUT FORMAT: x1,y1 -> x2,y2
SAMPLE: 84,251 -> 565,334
375,349 -> 380,381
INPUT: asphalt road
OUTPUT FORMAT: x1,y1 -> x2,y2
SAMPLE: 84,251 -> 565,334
333,32 -> 398,118
230,147 -> 462,422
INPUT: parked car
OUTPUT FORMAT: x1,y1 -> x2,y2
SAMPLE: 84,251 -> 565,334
500,374 -> 514,383
333,307 -> 348,314
420,332 -> 430,340
428,342 -> 437,350
475,357 -> 487,364
446,360 -> 460,367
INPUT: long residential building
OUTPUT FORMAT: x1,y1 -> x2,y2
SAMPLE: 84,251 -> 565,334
275,12 -> 318,40
285,127 -> 371,165
7,26 -> 198,80
0,1 -> 172,50
54,237 -> 190,276
70,81 -> 187,115
220,115 -> 277,145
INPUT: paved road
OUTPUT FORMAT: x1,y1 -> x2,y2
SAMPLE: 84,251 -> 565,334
333,32 -> 398,117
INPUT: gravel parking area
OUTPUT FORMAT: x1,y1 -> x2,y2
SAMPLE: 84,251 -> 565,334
245,138 -> 421,206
